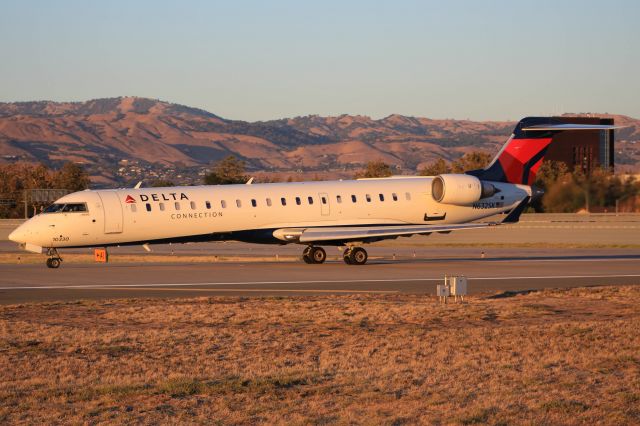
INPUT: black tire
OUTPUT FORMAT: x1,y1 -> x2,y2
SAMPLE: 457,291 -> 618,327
302,246 -> 313,264
343,254 -> 352,265
48,258 -> 61,269
310,247 -> 326,264
46,258 -> 53,268
349,247 -> 368,265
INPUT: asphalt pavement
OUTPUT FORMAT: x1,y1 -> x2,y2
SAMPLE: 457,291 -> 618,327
1,248 -> 639,304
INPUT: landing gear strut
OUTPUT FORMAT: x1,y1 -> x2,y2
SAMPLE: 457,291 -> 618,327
46,248 -> 62,269
343,247 -> 368,265
302,246 -> 326,264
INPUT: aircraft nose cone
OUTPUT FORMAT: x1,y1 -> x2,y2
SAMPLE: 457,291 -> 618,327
8,225 -> 27,244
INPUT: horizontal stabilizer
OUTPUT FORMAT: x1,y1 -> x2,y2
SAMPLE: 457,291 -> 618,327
522,123 -> 624,131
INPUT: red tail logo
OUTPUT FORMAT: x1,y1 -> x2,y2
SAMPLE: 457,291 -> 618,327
125,195 -> 136,204
497,138 -> 553,185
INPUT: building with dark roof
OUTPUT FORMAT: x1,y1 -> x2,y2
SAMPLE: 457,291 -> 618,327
545,116 -> 615,174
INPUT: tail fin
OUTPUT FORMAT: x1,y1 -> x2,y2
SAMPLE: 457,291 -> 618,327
467,117 -> 621,185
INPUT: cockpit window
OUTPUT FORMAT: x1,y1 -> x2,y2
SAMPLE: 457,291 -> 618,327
43,203 -> 88,213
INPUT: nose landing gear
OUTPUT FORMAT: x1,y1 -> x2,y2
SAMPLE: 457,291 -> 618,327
302,246 -> 327,264
46,248 -> 62,269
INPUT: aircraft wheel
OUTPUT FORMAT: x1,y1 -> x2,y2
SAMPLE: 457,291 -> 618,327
309,247 -> 326,264
343,248 -> 353,264
47,258 -> 61,269
348,247 -> 368,265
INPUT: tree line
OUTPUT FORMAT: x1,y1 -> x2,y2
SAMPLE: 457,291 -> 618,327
532,161 -> 640,213
0,162 -> 90,218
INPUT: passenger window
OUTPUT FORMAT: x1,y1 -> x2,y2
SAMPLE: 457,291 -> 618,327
366,194 -> 371,202
174,202 -> 181,211
405,192 -> 411,201
146,203 -> 152,212
205,201 -> 211,209
379,194 -> 384,202
159,202 -> 165,211
266,198 -> 272,207
321,196 -> 327,204
190,201 -> 196,210
392,193 -> 398,201
308,196 -> 314,205
296,197 -> 301,205
221,200 -> 227,208
236,200 -> 242,208
131,204 -> 137,213
281,197 -> 287,206
251,199 -> 257,207
351,195 -> 357,203
336,195 -> 342,204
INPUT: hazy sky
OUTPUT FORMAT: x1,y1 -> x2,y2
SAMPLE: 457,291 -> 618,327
1,0 -> 638,121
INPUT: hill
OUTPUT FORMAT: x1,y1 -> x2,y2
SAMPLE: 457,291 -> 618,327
0,97 -> 637,184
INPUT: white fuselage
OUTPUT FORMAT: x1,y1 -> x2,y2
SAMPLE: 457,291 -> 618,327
9,177 -> 529,250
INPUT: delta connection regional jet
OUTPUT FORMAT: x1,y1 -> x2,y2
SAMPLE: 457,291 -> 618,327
9,117 -> 620,268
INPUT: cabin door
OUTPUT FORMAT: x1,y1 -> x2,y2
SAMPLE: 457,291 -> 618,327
318,192 -> 330,216
98,191 -> 124,234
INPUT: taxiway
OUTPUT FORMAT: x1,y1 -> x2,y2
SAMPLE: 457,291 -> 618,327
1,248 -> 639,304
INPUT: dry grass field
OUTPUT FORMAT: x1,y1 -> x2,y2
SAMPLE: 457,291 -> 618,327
1,286 -> 639,425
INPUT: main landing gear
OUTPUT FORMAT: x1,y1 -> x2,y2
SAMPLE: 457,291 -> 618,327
300,246 -> 369,265
302,246 -> 327,264
45,248 -> 62,269
343,246 -> 368,265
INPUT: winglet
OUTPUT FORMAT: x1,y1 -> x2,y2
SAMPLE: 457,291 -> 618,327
502,196 -> 530,224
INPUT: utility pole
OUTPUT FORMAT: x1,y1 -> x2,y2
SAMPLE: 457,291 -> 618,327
585,185 -> 590,213
23,190 -> 28,219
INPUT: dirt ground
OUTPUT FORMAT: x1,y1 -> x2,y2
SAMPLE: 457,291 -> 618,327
1,286 -> 639,425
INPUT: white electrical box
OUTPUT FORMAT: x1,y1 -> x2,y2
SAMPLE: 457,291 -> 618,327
450,276 -> 468,296
436,284 -> 450,297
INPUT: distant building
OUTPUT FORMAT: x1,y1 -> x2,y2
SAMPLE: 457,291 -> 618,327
545,116 -> 615,174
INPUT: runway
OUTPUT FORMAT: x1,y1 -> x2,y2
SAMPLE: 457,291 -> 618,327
1,248 -> 639,304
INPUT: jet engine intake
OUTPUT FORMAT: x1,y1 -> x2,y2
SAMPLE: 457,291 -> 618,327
432,174 -> 497,206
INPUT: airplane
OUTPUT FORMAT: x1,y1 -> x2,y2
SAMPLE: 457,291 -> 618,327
8,117 -> 620,268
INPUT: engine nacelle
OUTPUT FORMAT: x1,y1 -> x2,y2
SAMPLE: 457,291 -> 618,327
432,174 -> 497,206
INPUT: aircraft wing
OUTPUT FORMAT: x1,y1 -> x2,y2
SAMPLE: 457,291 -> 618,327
275,197 -> 530,244
295,222 -> 498,244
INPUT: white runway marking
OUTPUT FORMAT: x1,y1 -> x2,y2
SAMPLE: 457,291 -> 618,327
1,274 -> 640,290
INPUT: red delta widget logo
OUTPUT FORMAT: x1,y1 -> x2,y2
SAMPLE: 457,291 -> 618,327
125,195 -> 136,204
